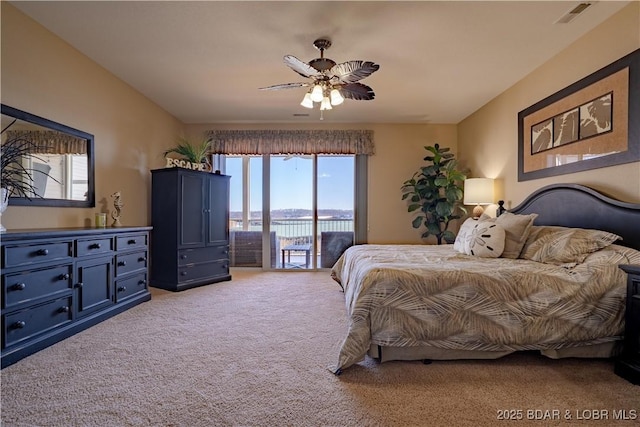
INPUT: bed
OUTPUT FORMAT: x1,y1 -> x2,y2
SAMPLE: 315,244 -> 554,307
329,184 -> 640,374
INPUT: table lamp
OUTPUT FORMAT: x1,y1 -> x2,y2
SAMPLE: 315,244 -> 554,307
464,178 -> 495,218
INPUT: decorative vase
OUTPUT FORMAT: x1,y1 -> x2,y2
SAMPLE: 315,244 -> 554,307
0,187 -> 9,233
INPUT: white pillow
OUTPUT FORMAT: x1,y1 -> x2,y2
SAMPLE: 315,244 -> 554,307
467,222 -> 505,258
453,218 -> 477,254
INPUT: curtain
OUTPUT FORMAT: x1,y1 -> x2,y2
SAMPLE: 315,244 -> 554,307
5,130 -> 87,155
206,129 -> 374,155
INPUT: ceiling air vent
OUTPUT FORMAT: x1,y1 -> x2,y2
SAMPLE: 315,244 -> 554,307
555,2 -> 593,24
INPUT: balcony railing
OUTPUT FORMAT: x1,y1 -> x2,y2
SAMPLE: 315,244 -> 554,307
229,218 -> 354,268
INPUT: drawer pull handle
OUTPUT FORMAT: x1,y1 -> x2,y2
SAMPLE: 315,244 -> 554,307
58,306 -> 70,313
128,239 -> 137,245
224,250 -> 229,255
138,279 -> 147,285
58,273 -> 70,280
118,261 -> 127,266
90,243 -> 102,249
36,249 -> 49,256
118,286 -> 127,293
181,271 -> 188,276
180,254 -> 187,260
75,282 -> 84,288
11,283 -> 26,291
11,321 -> 26,329
138,257 -> 147,262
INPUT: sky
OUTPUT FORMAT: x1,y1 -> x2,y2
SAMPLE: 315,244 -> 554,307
226,155 -> 354,212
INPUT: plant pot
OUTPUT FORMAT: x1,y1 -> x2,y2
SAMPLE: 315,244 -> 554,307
0,187 -> 9,233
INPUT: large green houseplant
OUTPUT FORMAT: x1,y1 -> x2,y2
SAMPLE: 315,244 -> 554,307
401,144 -> 467,244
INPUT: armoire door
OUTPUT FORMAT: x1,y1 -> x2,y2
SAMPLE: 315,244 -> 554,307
179,172 -> 206,248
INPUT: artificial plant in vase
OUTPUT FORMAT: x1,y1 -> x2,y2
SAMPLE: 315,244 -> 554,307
401,143 -> 467,244
163,137 -> 212,169
1,121 -> 52,231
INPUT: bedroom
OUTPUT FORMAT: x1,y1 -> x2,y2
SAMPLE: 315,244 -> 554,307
1,1 -> 639,425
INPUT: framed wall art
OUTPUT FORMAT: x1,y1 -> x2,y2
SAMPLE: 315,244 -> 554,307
518,48 -> 639,181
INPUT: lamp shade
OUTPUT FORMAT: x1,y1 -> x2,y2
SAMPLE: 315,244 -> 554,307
463,178 -> 494,205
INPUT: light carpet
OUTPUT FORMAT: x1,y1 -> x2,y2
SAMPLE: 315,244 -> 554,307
1,270 -> 638,426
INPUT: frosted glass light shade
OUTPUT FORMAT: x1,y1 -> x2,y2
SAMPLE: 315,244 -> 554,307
320,97 -> 332,110
330,88 -> 344,105
300,93 -> 314,108
310,85 -> 324,102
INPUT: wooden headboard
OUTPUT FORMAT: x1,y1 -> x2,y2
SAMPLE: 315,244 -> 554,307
497,184 -> 640,251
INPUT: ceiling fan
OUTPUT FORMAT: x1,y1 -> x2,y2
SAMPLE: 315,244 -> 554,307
259,38 -> 380,112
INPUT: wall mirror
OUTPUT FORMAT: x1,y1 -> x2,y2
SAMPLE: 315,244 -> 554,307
1,104 -> 95,207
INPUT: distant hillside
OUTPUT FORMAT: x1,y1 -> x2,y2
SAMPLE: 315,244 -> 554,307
230,209 -> 352,220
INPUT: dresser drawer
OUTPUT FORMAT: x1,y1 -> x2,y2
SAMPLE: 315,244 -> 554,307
115,251 -> 148,277
115,273 -> 148,303
116,234 -> 148,252
178,260 -> 229,283
3,241 -> 73,269
178,245 -> 229,266
3,296 -> 73,348
76,237 -> 114,257
3,264 -> 73,309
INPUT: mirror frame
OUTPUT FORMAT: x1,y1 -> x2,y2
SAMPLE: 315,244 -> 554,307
1,104 -> 95,208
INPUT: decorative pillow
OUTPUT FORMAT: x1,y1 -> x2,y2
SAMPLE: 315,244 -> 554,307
520,226 -> 621,265
467,222 -> 505,258
453,218 -> 477,254
479,212 -> 538,259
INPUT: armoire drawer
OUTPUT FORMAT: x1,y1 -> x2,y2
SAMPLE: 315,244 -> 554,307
178,246 -> 229,266
3,264 -> 73,309
3,296 -> 73,348
3,241 -> 73,269
178,260 -> 229,283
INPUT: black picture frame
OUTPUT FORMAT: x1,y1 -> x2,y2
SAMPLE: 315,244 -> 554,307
1,104 -> 96,207
518,48 -> 639,181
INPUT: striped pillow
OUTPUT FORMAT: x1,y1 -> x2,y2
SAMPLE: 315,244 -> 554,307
520,226 -> 621,265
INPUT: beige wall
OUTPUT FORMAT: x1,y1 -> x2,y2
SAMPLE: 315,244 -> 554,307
458,2 -> 640,214
187,123 -> 458,244
3,2 -> 637,244
1,3 -> 183,229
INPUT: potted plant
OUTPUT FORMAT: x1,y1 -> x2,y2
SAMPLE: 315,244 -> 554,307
163,137 -> 211,169
401,143 -> 467,244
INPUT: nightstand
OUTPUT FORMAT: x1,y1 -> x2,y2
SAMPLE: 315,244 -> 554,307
615,265 -> 640,385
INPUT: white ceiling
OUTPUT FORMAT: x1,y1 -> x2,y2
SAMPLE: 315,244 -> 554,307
10,1 -> 631,124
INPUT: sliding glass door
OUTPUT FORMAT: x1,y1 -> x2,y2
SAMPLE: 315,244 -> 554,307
225,154 -> 356,270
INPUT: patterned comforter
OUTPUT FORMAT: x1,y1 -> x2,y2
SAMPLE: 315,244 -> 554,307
329,244 -> 640,373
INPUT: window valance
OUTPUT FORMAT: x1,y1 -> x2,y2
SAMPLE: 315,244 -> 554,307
206,130 -> 374,155
5,130 -> 87,155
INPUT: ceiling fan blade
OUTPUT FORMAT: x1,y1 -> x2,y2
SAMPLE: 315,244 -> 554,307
330,61 -> 380,84
259,82 -> 310,91
283,55 -> 320,78
339,83 -> 376,101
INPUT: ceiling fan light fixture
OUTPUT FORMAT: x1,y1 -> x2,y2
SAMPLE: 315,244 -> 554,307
261,38 -> 380,118
310,84 -> 324,102
300,92 -> 314,108
330,88 -> 344,106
